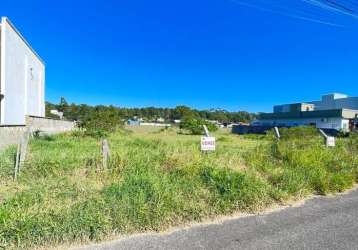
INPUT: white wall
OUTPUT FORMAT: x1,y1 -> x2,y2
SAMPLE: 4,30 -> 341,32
256,117 -> 348,131
310,94 -> 358,111
0,17 -> 45,125
274,94 -> 358,114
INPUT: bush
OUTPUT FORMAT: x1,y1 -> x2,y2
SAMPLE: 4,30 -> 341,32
179,117 -> 218,135
79,109 -> 122,138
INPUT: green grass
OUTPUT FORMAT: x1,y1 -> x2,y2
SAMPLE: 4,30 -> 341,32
0,127 -> 357,249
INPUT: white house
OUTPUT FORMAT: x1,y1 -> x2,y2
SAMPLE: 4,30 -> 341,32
156,117 -> 165,123
0,17 -> 45,126
50,110 -> 64,119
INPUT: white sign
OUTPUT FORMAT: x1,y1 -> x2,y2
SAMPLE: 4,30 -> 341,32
326,136 -> 336,147
201,136 -> 216,151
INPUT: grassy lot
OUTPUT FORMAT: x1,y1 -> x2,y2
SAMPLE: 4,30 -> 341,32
0,126 -> 357,249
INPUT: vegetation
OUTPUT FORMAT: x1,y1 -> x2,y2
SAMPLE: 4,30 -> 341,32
179,116 -> 218,135
78,108 -> 123,138
0,126 -> 357,249
46,98 -> 256,123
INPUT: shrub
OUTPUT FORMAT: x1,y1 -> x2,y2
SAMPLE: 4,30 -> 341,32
179,117 -> 218,135
79,109 -> 122,138
329,172 -> 354,193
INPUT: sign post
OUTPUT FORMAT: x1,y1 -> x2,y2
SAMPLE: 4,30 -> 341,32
326,136 -> 336,147
102,139 -> 110,169
201,136 -> 216,152
319,129 -> 335,148
201,125 -> 216,152
274,127 -> 281,140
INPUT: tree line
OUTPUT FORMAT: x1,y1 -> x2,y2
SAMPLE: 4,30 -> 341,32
46,97 -> 257,124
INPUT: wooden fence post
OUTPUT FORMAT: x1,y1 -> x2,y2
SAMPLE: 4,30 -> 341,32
19,129 -> 30,171
102,139 -> 110,169
14,143 -> 21,180
13,129 -> 30,180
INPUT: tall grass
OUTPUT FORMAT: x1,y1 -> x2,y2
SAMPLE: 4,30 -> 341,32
246,127 -> 358,198
0,146 -> 17,181
0,127 -> 357,249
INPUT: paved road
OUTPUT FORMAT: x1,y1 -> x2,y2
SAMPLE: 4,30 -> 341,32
77,189 -> 358,250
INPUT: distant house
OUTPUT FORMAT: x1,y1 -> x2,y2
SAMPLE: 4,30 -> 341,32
156,117 -> 165,123
0,17 -> 45,125
255,93 -> 358,132
50,110 -> 64,119
127,119 -> 140,126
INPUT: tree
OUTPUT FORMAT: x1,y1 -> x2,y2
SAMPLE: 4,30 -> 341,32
58,97 -> 69,112
79,108 -> 122,138
171,106 -> 198,120
45,99 -> 256,125
45,101 -> 58,119
180,116 -> 218,135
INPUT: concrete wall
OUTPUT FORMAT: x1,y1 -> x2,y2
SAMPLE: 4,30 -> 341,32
0,126 -> 27,151
0,116 -> 75,151
26,116 -> 75,134
139,122 -> 171,127
0,17 -> 45,125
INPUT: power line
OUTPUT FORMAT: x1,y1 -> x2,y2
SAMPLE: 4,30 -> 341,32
303,0 -> 358,18
228,0 -> 343,27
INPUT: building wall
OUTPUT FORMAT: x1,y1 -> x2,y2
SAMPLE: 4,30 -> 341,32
273,104 -> 290,113
312,96 -> 358,111
274,94 -> 358,114
0,22 -> 3,122
0,125 -> 27,151
26,116 -> 75,134
0,116 -> 75,151
256,117 -> 348,131
0,17 -> 45,125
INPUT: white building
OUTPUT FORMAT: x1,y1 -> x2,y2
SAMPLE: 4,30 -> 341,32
50,110 -> 64,119
274,93 -> 358,113
256,93 -> 358,132
0,17 -> 45,125
156,117 -> 165,123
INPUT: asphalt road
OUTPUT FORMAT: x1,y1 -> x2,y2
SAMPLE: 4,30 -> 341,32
76,188 -> 358,250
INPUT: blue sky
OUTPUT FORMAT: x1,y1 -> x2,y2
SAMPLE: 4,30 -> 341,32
1,0 -> 358,112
